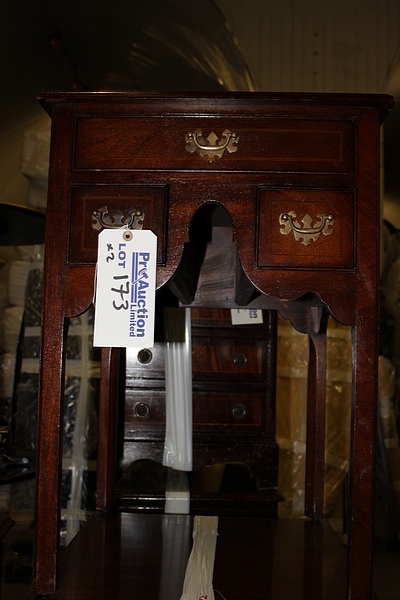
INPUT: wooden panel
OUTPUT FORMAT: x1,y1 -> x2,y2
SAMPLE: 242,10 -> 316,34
74,116 -> 355,173
257,187 -> 355,268
193,390 -> 263,430
124,388 -> 265,437
192,338 -> 265,380
126,344 -> 166,385
124,390 -> 166,433
31,513 -> 347,600
126,337 -> 268,383
69,185 -> 168,264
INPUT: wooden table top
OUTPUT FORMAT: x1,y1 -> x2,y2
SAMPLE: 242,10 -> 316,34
29,512 -> 347,599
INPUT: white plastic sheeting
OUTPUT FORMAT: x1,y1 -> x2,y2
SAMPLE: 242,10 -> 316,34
163,307 -> 193,472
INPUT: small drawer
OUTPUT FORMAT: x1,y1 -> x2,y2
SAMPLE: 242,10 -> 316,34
257,187 -> 355,269
125,390 -> 166,435
192,337 -> 266,382
126,343 -> 166,385
192,391 -> 264,433
74,116 -> 355,173
69,185 -> 167,264
124,389 -> 265,436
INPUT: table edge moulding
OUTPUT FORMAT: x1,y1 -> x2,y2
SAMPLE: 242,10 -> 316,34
30,91 -> 395,599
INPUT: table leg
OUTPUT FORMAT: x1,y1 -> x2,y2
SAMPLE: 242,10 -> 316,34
305,307 -> 328,519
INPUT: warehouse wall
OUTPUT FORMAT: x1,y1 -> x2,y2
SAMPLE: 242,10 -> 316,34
216,0 -> 400,94
1,0 -> 400,219
216,0 -> 400,225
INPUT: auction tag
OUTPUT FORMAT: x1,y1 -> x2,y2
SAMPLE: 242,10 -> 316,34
93,229 -> 157,348
231,308 -> 263,325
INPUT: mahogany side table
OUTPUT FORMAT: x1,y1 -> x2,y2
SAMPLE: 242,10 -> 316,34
31,91 -> 394,599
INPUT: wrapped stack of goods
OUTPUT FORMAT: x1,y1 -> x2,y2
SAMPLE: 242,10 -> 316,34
0,245 -> 44,589
0,254 -> 34,463
19,127 -> 51,212
2,128 -> 102,597
59,307 -> 101,546
11,128 -> 102,543
276,315 -> 352,521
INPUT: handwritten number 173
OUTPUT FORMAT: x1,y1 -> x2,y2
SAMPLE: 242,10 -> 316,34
111,275 -> 130,310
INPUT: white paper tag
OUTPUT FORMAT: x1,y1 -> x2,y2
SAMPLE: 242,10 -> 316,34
180,516 -> 218,600
231,308 -> 263,325
93,229 -> 157,348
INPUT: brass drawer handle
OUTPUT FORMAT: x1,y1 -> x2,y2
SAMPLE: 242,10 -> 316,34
134,403 -> 150,419
232,404 -> 246,419
233,353 -> 247,367
185,129 -> 239,162
137,348 -> 153,364
279,211 -> 334,246
92,206 -> 145,231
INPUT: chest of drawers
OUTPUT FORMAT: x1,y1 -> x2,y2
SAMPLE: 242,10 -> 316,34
121,305 -> 279,514
52,94 -> 367,320
31,91 -> 394,599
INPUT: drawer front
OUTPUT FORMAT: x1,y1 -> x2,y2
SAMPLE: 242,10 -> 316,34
193,391 -> 264,432
126,343 -> 165,385
125,390 -> 166,433
74,116 -> 355,173
257,187 -> 354,269
124,389 -> 265,436
69,185 -> 167,263
192,337 -> 266,383
126,327 -> 270,387
126,341 -> 266,384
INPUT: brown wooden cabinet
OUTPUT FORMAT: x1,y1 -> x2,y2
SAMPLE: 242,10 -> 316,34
30,91 -> 394,599
124,309 -> 276,443
119,306 -> 279,514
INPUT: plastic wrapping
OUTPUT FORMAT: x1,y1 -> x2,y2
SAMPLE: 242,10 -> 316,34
61,311 -> 100,544
15,245 -> 45,263
382,240 -> 400,435
58,310 -> 101,545
378,355 -> 400,504
159,515 -> 192,600
275,225 -> 400,519
2,305 -> 24,353
5,261 -> 31,306
12,265 -> 101,543
165,469 -> 190,514
20,128 -> 51,210
380,225 -> 400,509
4,128 -> 101,542
0,256 -> 42,443
8,262 -> 102,542
13,265 -> 43,455
0,353 -> 16,400
163,307 -> 193,472
0,262 -> 10,316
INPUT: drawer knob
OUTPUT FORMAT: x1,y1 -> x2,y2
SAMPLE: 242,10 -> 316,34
92,206 -> 145,231
134,403 -> 150,418
137,348 -> 153,364
233,353 -> 248,367
232,404 -> 246,419
279,211 -> 334,245
185,129 -> 239,162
